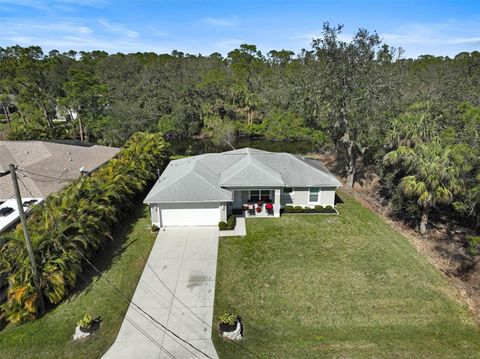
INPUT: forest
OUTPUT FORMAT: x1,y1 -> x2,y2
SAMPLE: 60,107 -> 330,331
1,23 -> 479,266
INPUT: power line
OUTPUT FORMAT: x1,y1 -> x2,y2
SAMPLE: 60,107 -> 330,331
16,170 -> 68,183
17,168 -> 69,181
78,248 -> 204,359
70,240 -> 212,359
75,269 -> 177,359
141,261 -> 261,358
122,230 -> 260,358
16,174 -> 35,198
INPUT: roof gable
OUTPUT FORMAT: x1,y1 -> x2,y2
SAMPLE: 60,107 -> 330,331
220,155 -> 285,187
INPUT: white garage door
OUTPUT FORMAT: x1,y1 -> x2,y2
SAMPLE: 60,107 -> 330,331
160,203 -> 220,226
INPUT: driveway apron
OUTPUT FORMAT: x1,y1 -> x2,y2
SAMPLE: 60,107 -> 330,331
102,226 -> 220,359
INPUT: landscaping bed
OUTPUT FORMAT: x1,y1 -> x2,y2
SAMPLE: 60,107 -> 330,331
213,191 -> 480,358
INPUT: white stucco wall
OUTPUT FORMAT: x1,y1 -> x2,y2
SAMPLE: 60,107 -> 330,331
220,202 -> 228,222
319,187 -> 337,207
150,205 -> 160,226
281,187 -> 337,207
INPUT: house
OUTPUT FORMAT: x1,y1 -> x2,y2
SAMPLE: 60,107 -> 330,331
144,148 -> 341,227
0,140 -> 119,201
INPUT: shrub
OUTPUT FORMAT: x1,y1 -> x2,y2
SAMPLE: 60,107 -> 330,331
314,205 -> 324,212
294,206 -> 304,213
0,132 -> 169,324
466,235 -> 480,256
218,221 -> 228,230
226,215 -> 236,230
324,205 -> 336,213
77,314 -> 93,329
284,205 -> 294,213
218,312 -> 238,325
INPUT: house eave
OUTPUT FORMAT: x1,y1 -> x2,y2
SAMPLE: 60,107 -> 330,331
144,199 -> 233,204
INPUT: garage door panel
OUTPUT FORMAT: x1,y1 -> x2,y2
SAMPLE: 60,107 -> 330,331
160,203 -> 220,226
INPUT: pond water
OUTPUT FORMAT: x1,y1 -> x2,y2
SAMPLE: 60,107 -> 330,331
169,138 -> 316,156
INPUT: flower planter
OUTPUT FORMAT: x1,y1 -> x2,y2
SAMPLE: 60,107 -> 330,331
218,319 -> 242,341
73,319 -> 100,341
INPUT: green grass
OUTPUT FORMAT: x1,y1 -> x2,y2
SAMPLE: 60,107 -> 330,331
213,191 -> 480,358
0,203 -> 157,359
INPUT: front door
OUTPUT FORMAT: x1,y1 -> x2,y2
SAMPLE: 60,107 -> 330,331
233,191 -> 243,208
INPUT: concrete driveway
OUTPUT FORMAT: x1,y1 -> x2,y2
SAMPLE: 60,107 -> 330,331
103,226 -> 219,359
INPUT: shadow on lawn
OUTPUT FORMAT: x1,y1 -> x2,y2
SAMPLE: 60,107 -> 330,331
66,198 -> 148,300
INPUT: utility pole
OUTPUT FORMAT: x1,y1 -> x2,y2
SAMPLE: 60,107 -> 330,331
9,164 -> 45,316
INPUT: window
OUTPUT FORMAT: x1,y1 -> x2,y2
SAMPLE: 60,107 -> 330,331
250,190 -> 271,202
309,187 -> 319,202
250,190 -> 259,202
260,190 -> 271,201
282,187 -> 293,194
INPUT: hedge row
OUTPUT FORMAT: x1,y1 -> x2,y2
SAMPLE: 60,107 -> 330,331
219,215 -> 236,230
0,132 -> 169,323
283,205 -> 337,214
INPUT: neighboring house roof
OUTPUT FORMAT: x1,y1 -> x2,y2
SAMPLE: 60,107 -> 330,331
0,141 -> 120,200
145,147 -> 341,204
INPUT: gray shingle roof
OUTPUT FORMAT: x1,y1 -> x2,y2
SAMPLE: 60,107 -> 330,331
144,148 -> 341,204
144,158 -> 232,203
0,141 -> 119,200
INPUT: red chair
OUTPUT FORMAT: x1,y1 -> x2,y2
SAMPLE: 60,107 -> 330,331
265,202 -> 274,215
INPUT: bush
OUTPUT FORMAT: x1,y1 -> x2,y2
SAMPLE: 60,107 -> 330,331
284,205 -> 294,213
219,216 -> 236,231
324,205 -> 336,213
218,312 -> 238,325
226,215 -> 236,230
0,132 -> 169,324
284,205 -> 337,214
77,314 -> 94,329
218,221 -> 228,230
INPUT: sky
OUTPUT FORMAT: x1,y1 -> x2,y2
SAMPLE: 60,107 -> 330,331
0,0 -> 479,59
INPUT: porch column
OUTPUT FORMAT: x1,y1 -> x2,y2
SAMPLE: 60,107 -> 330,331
274,189 -> 281,217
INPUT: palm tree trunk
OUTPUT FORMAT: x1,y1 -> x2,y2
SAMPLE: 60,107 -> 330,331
42,103 -> 53,128
420,208 -> 429,234
78,115 -> 85,141
18,107 -> 27,125
2,105 -> 11,129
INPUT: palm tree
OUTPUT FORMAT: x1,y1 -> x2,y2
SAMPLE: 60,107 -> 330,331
0,132 -> 170,323
386,102 -> 439,147
384,139 -> 461,234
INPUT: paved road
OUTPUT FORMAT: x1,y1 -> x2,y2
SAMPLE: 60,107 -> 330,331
103,226 -> 220,359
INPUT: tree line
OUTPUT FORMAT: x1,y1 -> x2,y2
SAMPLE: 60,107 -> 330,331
0,23 -> 479,245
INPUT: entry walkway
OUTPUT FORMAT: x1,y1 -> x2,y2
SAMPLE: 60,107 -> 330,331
103,226 -> 219,359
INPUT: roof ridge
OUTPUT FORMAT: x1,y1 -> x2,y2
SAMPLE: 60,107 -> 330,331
192,171 -> 232,197
194,158 -> 221,177
248,155 -> 286,185
220,154 -> 251,183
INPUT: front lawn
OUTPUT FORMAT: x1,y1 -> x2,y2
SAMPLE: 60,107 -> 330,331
0,203 -> 156,359
213,191 -> 480,358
